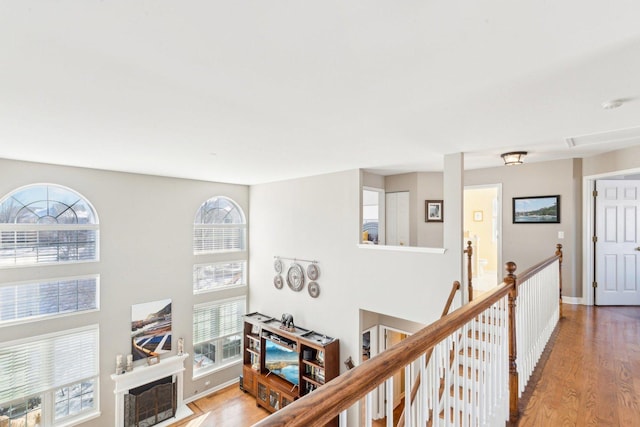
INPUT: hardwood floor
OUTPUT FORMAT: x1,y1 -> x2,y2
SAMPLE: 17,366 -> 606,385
170,384 -> 270,427
517,304 -> 640,426
172,305 -> 640,426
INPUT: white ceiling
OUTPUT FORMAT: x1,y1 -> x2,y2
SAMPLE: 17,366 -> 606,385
1,1 -> 640,185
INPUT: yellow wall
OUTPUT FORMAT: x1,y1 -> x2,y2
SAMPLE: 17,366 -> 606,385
464,187 -> 498,272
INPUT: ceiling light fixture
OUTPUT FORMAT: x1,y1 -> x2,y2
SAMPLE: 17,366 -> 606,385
601,99 -> 624,110
501,151 -> 527,166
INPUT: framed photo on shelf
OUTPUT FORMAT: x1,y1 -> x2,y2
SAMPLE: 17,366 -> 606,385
512,195 -> 560,224
425,200 -> 443,222
147,355 -> 160,366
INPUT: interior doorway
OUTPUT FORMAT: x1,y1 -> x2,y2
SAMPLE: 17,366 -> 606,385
464,184 -> 502,295
594,179 -> 640,305
381,326 -> 410,415
583,169 -> 640,305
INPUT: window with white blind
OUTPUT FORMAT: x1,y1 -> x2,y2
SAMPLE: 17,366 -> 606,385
193,261 -> 247,294
192,297 -> 245,377
0,276 -> 99,326
0,184 -> 99,267
193,197 -> 246,254
0,325 -> 100,426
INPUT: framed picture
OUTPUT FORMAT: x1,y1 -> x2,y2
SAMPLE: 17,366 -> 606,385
513,195 -> 560,223
131,299 -> 172,361
425,200 -> 443,222
473,211 -> 483,222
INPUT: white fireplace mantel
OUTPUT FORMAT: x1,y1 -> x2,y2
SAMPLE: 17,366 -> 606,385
111,353 -> 192,427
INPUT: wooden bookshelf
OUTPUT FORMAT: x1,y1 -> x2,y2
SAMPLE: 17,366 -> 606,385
242,312 -> 339,426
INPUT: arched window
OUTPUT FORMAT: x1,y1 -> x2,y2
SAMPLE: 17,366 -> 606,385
0,184 -> 99,266
193,196 -> 246,254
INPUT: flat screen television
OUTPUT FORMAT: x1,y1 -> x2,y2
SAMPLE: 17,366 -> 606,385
264,339 -> 299,386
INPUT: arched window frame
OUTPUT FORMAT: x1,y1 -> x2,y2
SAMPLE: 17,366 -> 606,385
193,196 -> 246,254
0,184 -> 100,267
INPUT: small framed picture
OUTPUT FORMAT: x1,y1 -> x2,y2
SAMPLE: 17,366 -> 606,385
473,211 -> 483,222
147,355 -> 160,366
425,200 -> 444,222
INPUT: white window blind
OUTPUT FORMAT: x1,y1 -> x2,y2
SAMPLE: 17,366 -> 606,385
193,298 -> 245,345
0,325 -> 99,404
0,184 -> 99,267
193,196 -> 246,254
0,276 -> 99,325
192,298 -> 245,375
193,261 -> 246,294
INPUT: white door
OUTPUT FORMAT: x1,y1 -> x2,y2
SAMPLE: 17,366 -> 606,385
386,192 -> 410,246
595,180 -> 640,305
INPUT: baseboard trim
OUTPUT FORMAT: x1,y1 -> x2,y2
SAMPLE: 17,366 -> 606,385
185,378 -> 239,403
562,296 -> 583,305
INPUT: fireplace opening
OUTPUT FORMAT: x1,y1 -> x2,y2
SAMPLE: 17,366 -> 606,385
124,376 -> 176,427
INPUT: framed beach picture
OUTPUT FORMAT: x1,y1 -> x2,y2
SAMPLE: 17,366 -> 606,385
131,299 -> 172,361
512,195 -> 560,224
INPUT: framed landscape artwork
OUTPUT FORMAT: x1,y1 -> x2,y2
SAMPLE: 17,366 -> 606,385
131,299 -> 172,361
512,195 -> 560,224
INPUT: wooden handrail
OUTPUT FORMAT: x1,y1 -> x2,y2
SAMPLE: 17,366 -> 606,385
253,246 -> 562,427
441,280 -> 461,318
253,283 -> 513,427
464,240 -> 473,301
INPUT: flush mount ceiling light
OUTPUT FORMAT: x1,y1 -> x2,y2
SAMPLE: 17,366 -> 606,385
501,151 -> 527,166
601,99 -> 624,110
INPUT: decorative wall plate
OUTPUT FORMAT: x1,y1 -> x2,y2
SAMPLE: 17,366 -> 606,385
308,281 -> 320,298
274,275 -> 284,289
274,259 -> 283,274
287,263 -> 305,291
307,263 -> 320,281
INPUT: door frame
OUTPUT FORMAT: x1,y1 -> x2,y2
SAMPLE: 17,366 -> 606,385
582,167 -> 640,306
379,325 -> 411,417
463,183 -> 503,291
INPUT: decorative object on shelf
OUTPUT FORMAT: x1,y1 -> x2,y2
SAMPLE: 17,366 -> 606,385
280,313 -> 295,331
147,355 -> 160,366
513,195 -> 560,224
273,275 -> 284,289
177,338 -> 184,355
306,263 -> 320,280
286,263 -> 305,291
116,354 -> 124,375
344,356 -> 355,370
426,200 -> 443,222
274,258 -> 283,274
126,354 -> 133,372
308,281 -> 320,298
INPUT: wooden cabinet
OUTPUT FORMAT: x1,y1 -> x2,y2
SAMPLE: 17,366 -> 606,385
256,374 -> 297,413
242,312 -> 339,425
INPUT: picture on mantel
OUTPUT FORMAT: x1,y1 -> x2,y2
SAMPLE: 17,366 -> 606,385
131,299 -> 172,361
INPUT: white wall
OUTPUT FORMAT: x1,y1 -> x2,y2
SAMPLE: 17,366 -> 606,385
465,159 -> 581,297
0,158 -> 249,427
249,166 -> 463,375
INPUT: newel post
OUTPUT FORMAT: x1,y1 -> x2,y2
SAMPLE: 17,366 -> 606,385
505,261 -> 519,424
556,243 -> 563,318
464,240 -> 473,302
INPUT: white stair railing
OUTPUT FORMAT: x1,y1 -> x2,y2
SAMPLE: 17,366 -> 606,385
515,258 -> 560,396
253,245 -> 564,427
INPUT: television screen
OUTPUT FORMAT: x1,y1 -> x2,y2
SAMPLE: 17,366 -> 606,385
265,339 -> 299,386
